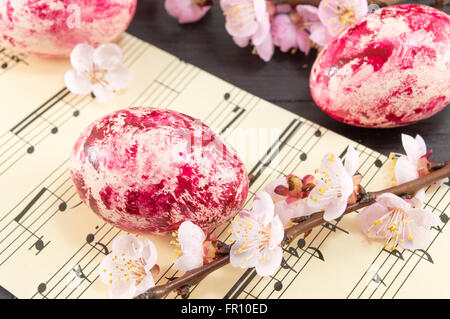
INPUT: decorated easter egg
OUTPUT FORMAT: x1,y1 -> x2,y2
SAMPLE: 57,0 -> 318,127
310,4 -> 450,128
0,0 -> 137,57
70,108 -> 249,235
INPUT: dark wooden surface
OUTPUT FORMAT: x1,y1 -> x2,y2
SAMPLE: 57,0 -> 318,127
128,0 -> 449,161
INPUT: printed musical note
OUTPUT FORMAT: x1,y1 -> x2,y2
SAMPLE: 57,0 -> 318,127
14,188 -> 48,224
297,238 -> 306,249
36,283 -> 48,299
414,249 -> 434,264
280,257 -> 297,273
0,47 -> 28,74
322,222 -> 349,234
305,247 -> 325,261
371,273 -> 386,287
72,265 -> 91,283
273,278 -> 283,291
70,201 -> 83,209
383,248 -> 404,261
86,233 -> 110,255
283,246 -> 299,258
28,236 -> 49,255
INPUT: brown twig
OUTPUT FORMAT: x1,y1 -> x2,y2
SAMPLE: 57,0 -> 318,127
135,162 -> 450,299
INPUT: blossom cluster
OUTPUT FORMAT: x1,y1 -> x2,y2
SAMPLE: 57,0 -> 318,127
165,0 -> 369,61
98,134 -> 443,298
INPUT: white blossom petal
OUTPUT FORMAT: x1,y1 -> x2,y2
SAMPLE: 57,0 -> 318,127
376,193 -> 411,211
251,13 -> 270,46
134,275 -> 155,297
230,242 -> 259,268
111,235 -> 144,259
344,145 -> 359,176
233,36 -> 251,48
268,216 -> 284,248
64,69 -> 92,95
70,43 -> 94,72
99,254 -> 116,283
359,203 -> 390,239
323,198 -> 347,221
109,280 -> 137,299
253,0 -> 267,21
92,83 -> 114,105
414,135 -> 427,157
105,65 -> 132,91
401,134 -> 425,161
252,191 -> 275,226
178,221 -> 206,252
93,43 -> 123,70
274,201 -> 296,226
413,188 -> 426,206
173,252 -> 204,271
407,208 -> 440,228
142,239 -> 158,273
400,223 -> 431,251
255,247 -> 282,276
395,156 -> 419,184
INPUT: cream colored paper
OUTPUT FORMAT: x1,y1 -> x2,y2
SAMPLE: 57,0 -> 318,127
0,34 -> 448,299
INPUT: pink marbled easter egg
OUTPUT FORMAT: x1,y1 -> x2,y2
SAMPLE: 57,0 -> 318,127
310,4 -> 450,128
70,108 -> 249,235
0,0 -> 137,57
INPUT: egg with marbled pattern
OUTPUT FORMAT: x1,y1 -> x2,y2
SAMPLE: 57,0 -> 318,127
310,4 -> 450,128
0,0 -> 136,57
70,108 -> 249,235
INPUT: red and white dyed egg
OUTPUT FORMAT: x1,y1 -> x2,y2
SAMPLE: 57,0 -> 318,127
0,0 -> 137,57
310,4 -> 450,128
70,108 -> 249,235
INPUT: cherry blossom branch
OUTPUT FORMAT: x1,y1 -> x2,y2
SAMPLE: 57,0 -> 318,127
135,161 -> 450,299
285,161 -> 449,242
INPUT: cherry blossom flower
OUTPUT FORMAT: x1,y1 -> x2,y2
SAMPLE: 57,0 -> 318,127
318,0 -> 368,36
296,5 -> 333,48
394,134 -> 448,206
264,174 -> 315,226
359,193 -> 440,251
99,235 -> 158,299
230,191 -> 284,276
165,0 -> 211,24
172,221 -> 206,271
271,5 -> 333,54
272,14 -> 311,55
64,43 -> 132,104
220,0 -> 274,61
307,146 -> 359,221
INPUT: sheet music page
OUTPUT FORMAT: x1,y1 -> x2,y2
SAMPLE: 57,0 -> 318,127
0,33 -> 448,299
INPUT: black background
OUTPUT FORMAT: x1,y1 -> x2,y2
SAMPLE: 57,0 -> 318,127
127,0 -> 450,161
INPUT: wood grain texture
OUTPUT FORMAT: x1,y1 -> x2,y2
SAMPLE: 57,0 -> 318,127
127,0 -> 449,161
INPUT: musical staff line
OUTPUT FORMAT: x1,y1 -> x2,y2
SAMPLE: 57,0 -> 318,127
0,36 -> 149,177
0,47 -> 28,76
